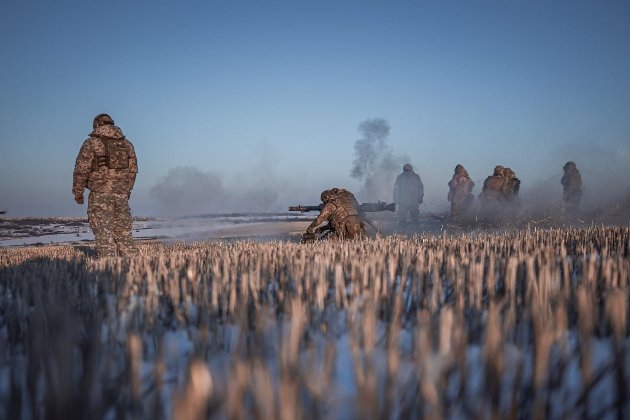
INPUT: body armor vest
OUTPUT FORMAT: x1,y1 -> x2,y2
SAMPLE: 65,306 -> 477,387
95,138 -> 129,170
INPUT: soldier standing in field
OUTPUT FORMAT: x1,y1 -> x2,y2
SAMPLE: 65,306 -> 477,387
501,167 -> 521,205
393,163 -> 424,227
73,113 -> 138,256
303,188 -> 365,241
479,165 -> 522,222
561,161 -> 582,212
447,164 -> 475,216
479,165 -> 506,220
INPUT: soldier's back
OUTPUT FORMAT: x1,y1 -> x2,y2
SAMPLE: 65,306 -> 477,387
481,176 -> 503,198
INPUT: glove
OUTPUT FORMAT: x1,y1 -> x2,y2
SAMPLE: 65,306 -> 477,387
74,193 -> 84,205
301,232 -> 316,243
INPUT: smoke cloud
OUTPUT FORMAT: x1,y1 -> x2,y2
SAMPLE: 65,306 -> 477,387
350,118 -> 407,202
149,138 -> 326,216
148,131 -> 629,223
149,166 -> 289,216
149,167 -> 229,215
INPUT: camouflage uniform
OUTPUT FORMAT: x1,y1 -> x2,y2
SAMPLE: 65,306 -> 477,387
501,167 -> 521,204
561,161 -> 582,212
447,164 -> 475,216
479,166 -> 521,221
479,166 -> 506,217
73,116 -> 138,256
305,188 -> 365,240
393,164 -> 424,226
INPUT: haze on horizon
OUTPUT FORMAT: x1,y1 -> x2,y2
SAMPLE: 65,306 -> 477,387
1,1 -> 629,217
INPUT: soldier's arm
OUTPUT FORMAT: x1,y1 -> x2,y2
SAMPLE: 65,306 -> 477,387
306,204 -> 333,233
479,178 -> 490,197
447,179 -> 455,201
314,224 -> 333,234
72,140 -> 93,196
417,176 -> 424,204
127,141 -> 138,189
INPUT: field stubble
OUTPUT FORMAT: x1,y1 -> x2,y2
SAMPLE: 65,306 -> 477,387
0,226 -> 629,419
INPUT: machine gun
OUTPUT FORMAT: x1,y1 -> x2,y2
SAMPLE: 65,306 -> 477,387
289,201 -> 395,213
288,204 -> 323,213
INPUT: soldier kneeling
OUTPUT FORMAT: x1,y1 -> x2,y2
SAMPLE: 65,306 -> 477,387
302,188 -> 365,242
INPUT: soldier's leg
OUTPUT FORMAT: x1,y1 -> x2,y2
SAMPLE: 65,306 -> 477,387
88,193 -> 117,257
480,198 -> 501,224
343,219 -> 360,239
463,195 -> 474,213
396,204 -> 408,225
451,201 -> 458,216
112,194 -> 137,256
409,205 -> 420,226
353,220 -> 366,239
565,192 -> 581,213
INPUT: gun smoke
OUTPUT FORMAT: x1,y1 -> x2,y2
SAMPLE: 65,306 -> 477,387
350,118 -> 407,202
148,127 -> 629,225
149,166 -> 321,217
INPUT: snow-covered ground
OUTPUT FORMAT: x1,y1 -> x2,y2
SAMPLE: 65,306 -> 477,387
0,214 -> 313,246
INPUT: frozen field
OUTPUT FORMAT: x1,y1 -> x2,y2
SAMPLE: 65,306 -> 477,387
0,213 -> 317,247
0,225 -> 629,418
0,212 -> 458,247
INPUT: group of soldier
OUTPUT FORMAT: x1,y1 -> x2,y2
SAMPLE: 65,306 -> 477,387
447,162 -> 582,218
72,113 -> 584,254
302,161 -> 583,242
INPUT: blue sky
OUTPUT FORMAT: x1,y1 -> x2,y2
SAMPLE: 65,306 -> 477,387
1,0 -> 629,216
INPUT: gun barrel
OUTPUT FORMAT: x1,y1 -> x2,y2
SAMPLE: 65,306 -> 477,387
288,205 -> 323,213
358,202 -> 396,212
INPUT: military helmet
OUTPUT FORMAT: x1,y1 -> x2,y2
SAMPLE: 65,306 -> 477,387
563,161 -> 576,170
403,163 -> 413,172
321,189 -> 332,203
455,164 -> 465,174
493,165 -> 504,176
93,113 -> 114,129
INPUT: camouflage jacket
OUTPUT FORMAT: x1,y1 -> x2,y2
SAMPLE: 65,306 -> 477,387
307,190 -> 360,233
73,125 -> 138,196
561,169 -> 582,195
479,175 -> 504,200
393,171 -> 424,205
448,174 -> 474,202
501,169 -> 520,199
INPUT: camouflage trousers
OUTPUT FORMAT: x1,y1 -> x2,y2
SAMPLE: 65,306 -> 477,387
479,197 -> 504,223
396,203 -> 419,225
88,192 -> 137,257
307,216 -> 365,242
451,194 -> 474,216
331,215 -> 365,240
563,192 -> 582,213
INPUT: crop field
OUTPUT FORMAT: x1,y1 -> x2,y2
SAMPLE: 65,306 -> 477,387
1,226 -> 629,419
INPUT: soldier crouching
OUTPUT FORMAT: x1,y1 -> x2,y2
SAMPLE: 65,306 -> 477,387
303,188 -> 365,242
73,113 -> 138,257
